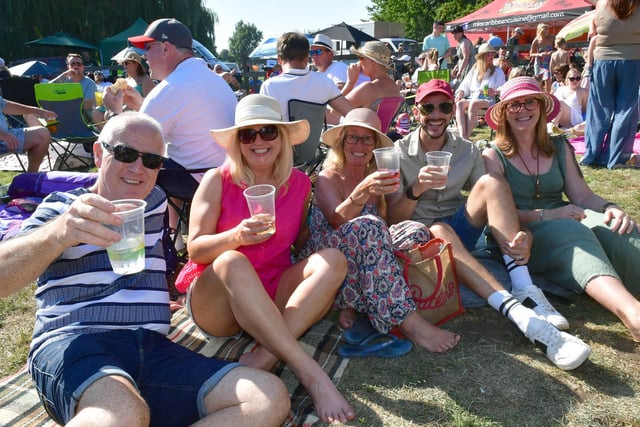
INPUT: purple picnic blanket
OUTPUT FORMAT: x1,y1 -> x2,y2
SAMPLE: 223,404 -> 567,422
0,172 -> 97,240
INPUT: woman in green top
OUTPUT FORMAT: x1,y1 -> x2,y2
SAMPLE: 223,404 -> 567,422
482,76 -> 640,342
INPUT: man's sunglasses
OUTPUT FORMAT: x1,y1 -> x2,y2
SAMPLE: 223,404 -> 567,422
309,49 -> 327,57
417,102 -> 454,116
101,142 -> 166,169
238,125 -> 279,144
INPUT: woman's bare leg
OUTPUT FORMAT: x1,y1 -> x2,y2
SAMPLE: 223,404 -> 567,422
585,276 -> 640,342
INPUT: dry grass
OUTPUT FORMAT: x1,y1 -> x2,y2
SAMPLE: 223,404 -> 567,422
2,141 -> 640,426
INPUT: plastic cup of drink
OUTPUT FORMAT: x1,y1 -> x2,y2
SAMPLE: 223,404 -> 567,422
425,151 -> 452,190
373,147 -> 400,174
106,199 -> 146,275
243,184 -> 276,236
95,91 -> 104,107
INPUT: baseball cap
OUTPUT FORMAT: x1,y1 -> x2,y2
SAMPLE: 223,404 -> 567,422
514,27 -> 524,35
129,18 -> 193,50
450,25 -> 464,34
415,79 -> 454,104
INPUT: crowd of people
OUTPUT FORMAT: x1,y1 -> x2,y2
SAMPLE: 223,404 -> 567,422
1,9 -> 640,426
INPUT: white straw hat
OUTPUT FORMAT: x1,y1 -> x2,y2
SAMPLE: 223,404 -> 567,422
210,94 -> 310,150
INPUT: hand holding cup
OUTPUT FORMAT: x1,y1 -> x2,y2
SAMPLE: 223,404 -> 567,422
243,184 -> 276,237
425,151 -> 452,190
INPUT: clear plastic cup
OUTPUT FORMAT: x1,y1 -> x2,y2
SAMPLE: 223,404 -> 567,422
106,199 -> 146,275
425,151 -> 452,190
243,184 -> 276,236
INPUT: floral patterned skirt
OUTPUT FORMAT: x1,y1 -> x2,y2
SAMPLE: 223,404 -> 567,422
300,205 -> 431,332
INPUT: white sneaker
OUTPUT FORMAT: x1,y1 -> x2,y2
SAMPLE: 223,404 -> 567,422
512,285 -> 570,330
525,317 -> 591,370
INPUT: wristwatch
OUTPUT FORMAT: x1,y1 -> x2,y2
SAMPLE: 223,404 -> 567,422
405,185 -> 420,201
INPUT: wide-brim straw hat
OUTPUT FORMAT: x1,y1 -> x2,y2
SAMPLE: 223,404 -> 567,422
119,50 -> 143,66
210,94 -> 310,150
322,108 -> 393,148
477,43 -> 497,57
485,76 -> 561,130
350,41 -> 392,69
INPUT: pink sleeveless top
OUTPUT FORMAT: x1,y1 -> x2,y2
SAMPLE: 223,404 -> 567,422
175,166 -> 311,300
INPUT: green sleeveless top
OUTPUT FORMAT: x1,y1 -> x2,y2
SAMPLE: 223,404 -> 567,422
491,136 -> 570,211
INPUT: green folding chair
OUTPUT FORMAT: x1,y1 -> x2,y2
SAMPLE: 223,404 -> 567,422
417,69 -> 451,85
34,83 -> 97,171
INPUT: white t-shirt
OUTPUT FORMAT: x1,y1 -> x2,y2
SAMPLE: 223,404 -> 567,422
140,57 -> 237,171
260,67 -> 342,119
323,61 -> 369,87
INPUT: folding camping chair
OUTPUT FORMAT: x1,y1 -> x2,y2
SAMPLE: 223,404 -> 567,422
371,96 -> 405,133
288,99 -> 328,177
417,69 -> 451,85
34,83 -> 98,171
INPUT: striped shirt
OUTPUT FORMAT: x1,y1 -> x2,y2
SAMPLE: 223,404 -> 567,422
21,186 -> 170,361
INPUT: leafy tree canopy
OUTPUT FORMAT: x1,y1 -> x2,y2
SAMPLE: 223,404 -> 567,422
367,0 -> 491,42
228,21 -> 263,67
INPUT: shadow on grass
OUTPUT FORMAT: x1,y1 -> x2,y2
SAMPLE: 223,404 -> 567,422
337,303 -> 639,426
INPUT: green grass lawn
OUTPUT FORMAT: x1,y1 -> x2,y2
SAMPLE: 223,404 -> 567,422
1,134 -> 640,426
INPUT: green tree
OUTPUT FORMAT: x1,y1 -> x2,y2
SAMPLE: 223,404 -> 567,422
367,0 -> 491,42
0,0 -> 217,64
228,21 -> 262,67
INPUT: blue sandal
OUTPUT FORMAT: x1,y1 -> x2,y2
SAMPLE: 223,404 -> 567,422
342,316 -> 379,345
338,333 -> 413,358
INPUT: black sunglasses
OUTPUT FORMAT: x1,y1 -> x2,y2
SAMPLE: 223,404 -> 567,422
417,102 -> 454,116
567,76 -> 581,82
237,125 -> 279,144
101,142 -> 166,169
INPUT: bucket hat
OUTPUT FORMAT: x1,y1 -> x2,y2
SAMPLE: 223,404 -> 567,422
350,41 -> 392,69
210,94 -> 310,150
322,108 -> 393,147
485,76 -> 561,130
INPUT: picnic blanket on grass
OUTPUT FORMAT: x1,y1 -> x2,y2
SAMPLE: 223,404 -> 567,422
569,134 -> 640,156
0,308 -> 348,427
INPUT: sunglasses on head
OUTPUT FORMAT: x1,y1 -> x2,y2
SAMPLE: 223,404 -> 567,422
101,142 -> 166,169
417,102 -> 454,116
237,125 -> 280,144
309,49 -> 327,56
567,76 -> 581,82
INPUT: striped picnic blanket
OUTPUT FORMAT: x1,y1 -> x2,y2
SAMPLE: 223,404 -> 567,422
0,308 -> 348,427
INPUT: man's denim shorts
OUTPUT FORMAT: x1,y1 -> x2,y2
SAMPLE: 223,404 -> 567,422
435,204 -> 484,251
0,127 -> 26,154
29,328 -> 240,426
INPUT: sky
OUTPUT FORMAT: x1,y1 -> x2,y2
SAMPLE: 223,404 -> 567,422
205,0 -> 373,51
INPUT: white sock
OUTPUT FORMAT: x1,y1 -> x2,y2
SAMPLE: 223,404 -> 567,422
487,290 -> 535,334
503,254 -> 534,292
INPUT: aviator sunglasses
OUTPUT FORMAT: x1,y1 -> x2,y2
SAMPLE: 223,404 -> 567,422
238,125 -> 280,144
101,142 -> 166,169
417,102 -> 454,116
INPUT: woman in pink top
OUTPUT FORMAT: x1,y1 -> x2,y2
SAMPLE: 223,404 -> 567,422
175,94 -> 354,424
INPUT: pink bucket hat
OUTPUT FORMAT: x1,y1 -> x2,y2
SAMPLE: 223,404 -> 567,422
485,76 -> 560,130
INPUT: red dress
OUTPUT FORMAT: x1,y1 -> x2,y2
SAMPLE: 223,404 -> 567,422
175,166 -> 311,300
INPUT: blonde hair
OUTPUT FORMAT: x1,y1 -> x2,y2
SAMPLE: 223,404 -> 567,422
474,52 -> 497,82
536,24 -> 549,41
224,125 -> 293,191
493,96 -> 556,158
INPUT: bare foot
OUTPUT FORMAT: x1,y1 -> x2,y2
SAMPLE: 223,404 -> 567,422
399,311 -> 461,353
338,308 -> 359,329
239,345 -> 279,371
301,366 -> 355,424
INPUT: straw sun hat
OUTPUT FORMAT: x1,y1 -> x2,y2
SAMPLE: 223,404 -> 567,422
321,108 -> 393,148
485,76 -> 561,130
209,94 -> 310,150
350,41 -> 392,69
